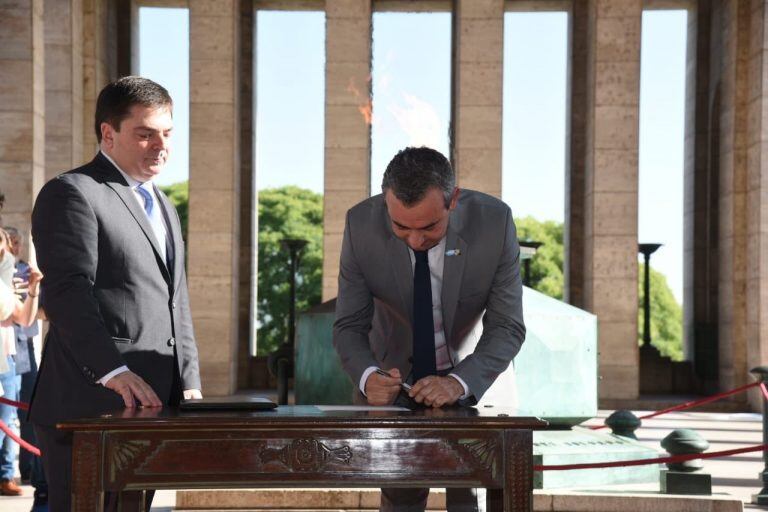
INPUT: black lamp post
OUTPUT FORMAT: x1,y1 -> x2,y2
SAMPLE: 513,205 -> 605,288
519,240 -> 543,287
268,238 -> 308,405
638,243 -> 662,348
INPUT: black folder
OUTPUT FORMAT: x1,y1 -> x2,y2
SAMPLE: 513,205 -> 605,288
179,396 -> 277,411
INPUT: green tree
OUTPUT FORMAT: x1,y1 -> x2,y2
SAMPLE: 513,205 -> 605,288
638,267 -> 683,361
514,216 -> 683,360
515,216 -> 564,299
256,186 -> 323,355
159,181 -> 189,238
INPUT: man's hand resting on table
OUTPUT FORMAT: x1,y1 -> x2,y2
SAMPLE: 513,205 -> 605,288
365,368 -> 402,405
104,371 -> 162,408
409,375 -> 463,408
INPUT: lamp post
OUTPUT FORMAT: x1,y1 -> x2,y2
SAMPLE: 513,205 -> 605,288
519,240 -> 542,288
638,243 -> 662,348
268,238 -> 308,405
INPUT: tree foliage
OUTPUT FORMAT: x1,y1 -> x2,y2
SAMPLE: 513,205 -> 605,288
159,181 -> 189,239
514,216 -> 564,299
256,186 -> 323,355
638,267 -> 683,361
514,216 -> 683,360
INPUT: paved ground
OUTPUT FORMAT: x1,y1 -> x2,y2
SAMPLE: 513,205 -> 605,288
0,409 -> 763,511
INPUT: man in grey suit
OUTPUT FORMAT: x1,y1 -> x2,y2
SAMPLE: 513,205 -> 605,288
30,76 -> 202,512
333,147 -> 526,512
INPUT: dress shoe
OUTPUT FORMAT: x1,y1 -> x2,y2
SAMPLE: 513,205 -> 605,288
0,478 -> 22,496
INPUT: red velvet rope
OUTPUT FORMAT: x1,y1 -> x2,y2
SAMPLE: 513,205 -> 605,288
0,396 -> 29,410
761,382 -> 768,402
591,381 -> 761,429
0,419 -> 40,456
534,443 -> 768,471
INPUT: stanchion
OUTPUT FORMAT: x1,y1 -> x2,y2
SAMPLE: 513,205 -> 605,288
750,366 -> 768,506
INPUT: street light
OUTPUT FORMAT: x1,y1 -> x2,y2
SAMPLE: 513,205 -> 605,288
519,240 -> 543,287
268,238 -> 308,405
638,243 -> 662,348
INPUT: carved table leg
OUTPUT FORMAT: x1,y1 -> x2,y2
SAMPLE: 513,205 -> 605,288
71,431 -> 104,512
116,490 -> 149,512
502,429 -> 533,512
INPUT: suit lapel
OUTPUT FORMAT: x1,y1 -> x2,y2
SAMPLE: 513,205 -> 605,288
441,224 -> 467,343
388,235 -> 414,323
155,187 -> 183,292
96,156 -> 172,284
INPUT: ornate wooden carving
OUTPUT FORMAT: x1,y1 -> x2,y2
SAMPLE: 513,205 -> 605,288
111,440 -> 151,477
259,439 -> 353,472
458,438 -> 499,477
71,433 -> 101,512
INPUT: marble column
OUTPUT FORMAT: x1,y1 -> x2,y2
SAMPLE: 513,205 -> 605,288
745,0 -> 768,410
451,0 -> 504,197
322,0 -> 372,301
582,0 -> 642,400
188,0 -> 242,395
717,0 -> 749,397
44,0 -> 84,180
0,0 -> 45,261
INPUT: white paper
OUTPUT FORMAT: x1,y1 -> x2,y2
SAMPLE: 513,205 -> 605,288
316,405 -> 410,412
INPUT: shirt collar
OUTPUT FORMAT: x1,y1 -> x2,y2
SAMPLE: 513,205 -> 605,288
100,150 -> 149,190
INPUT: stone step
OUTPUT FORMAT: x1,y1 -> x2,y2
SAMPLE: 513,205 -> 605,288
176,488 -> 744,512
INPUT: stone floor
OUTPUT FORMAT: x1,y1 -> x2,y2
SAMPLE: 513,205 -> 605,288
0,409 -> 763,511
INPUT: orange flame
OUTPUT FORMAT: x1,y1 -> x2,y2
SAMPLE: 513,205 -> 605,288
346,76 -> 373,125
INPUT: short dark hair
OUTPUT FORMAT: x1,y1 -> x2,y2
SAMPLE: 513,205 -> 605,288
381,147 -> 455,207
94,76 -> 172,143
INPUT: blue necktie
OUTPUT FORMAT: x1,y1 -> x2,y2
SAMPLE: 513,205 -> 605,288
412,250 -> 437,381
136,183 -> 167,264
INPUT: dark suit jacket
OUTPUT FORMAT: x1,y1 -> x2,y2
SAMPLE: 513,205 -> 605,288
333,190 -> 525,403
29,152 -> 201,425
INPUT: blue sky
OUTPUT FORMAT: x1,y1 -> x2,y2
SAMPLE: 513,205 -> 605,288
139,7 -> 687,303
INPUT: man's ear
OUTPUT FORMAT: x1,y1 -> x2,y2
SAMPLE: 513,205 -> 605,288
100,122 -> 114,148
448,187 -> 460,210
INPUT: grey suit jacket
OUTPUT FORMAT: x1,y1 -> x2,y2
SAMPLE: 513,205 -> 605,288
333,189 -> 525,403
29,153 -> 201,425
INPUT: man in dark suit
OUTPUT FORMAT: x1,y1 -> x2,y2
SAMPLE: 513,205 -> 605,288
30,76 -> 202,512
333,147 -> 526,512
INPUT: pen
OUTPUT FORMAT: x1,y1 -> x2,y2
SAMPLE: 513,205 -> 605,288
375,368 -> 412,392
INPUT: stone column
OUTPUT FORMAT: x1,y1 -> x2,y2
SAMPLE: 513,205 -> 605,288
82,0 -> 116,154
745,0 -> 768,410
322,0 -> 372,301
451,0 -> 504,197
44,0 -> 84,180
717,0 -> 749,396
684,0 -> 720,394
0,0 -> 45,260
188,0 -> 241,395
582,0 -> 642,401
565,0 -> 589,309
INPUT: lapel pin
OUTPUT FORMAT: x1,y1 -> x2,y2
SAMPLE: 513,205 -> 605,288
445,249 -> 462,256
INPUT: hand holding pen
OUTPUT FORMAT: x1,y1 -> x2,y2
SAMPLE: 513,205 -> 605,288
365,367 -> 409,406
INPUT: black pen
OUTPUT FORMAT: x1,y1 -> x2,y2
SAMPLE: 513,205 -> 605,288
375,368 -> 412,392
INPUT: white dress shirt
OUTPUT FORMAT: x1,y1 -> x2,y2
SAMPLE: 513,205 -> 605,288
360,237 -> 470,399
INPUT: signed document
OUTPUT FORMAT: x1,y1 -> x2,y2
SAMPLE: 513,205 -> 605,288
316,405 -> 410,412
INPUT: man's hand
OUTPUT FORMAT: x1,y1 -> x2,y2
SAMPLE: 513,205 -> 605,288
409,375 -> 464,408
364,368 -> 402,405
104,371 -> 162,408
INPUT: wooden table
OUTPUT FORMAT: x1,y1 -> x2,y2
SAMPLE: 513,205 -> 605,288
59,405 -> 546,512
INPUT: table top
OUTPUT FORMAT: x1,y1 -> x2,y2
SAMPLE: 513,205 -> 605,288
58,405 -> 548,431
